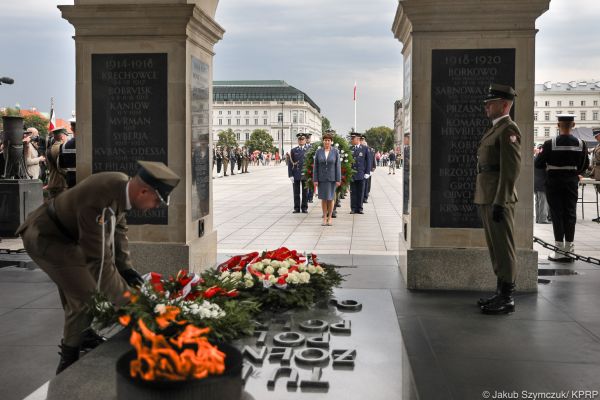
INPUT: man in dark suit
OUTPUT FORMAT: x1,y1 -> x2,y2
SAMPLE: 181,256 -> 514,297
17,161 -> 180,373
474,84 -> 521,315
288,133 -> 309,213
349,132 -> 370,214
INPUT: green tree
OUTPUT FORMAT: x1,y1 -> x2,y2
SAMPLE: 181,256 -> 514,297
24,114 -> 49,138
246,129 -> 276,153
321,116 -> 331,133
364,126 -> 395,152
217,129 -> 238,149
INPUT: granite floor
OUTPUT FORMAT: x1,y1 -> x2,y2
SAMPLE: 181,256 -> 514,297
2,166 -> 600,399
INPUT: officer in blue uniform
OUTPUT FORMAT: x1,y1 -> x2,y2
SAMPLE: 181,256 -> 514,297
349,132 -> 370,214
535,114 -> 589,261
59,117 -> 77,188
305,132 -> 314,203
288,133 -> 309,213
361,135 -> 376,203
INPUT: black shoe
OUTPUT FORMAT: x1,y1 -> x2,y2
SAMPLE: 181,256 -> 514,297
477,279 -> 501,307
308,200 -> 313,203
350,211 -> 356,214
293,210 -> 300,214
357,211 -> 364,214
481,282 -> 515,315
363,199 -> 368,203
593,217 -> 600,223
80,329 -> 106,352
301,210 -> 308,213
335,201 -> 341,208
332,212 -> 337,218
56,341 -> 80,374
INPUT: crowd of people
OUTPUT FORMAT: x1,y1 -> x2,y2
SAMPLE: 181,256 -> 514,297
212,145 -> 284,178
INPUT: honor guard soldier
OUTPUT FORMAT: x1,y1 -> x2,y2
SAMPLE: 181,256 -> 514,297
474,84 -> 522,315
16,161 -> 180,374
589,128 -> 600,222
349,132 -> 370,214
215,146 -> 223,178
361,135 -> 376,203
535,114 -> 589,261
59,117 -> 77,188
222,146 -> 229,176
305,132 -> 314,203
288,133 -> 309,213
46,127 -> 69,198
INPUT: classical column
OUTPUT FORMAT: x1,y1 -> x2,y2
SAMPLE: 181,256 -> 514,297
60,0 -> 224,274
392,0 -> 550,291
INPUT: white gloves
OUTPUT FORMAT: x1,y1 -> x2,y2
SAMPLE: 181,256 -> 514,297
364,174 -> 370,179
289,177 -> 294,182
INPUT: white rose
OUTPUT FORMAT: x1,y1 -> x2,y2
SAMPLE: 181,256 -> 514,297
244,279 -> 254,288
154,304 -> 167,314
278,267 -> 289,276
299,271 -> 311,284
316,266 -> 325,275
269,275 -> 278,284
244,272 -> 253,280
297,263 -> 307,272
264,266 -> 275,275
286,274 -> 299,284
219,271 -> 231,280
307,265 -> 317,274
270,260 -> 280,267
281,260 -> 290,269
262,259 -> 271,264
231,271 -> 243,280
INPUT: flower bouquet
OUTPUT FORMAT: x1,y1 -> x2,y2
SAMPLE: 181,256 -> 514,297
92,269 -> 259,342
215,247 -> 344,312
303,133 -> 355,195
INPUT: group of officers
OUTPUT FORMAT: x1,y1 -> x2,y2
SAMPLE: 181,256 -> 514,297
213,145 -> 250,177
286,129 -> 377,215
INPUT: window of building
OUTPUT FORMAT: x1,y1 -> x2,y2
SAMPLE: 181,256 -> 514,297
219,111 -> 222,115
557,101 -> 562,107
227,110 -> 231,115
299,112 -> 304,124
263,118 -> 267,125
292,112 -> 298,124
569,101 -> 574,106
245,132 -> 250,140
594,100 -> 599,106
255,111 -> 259,115
218,119 -> 222,125
278,113 -> 283,123
545,101 -> 550,106
580,112 -> 586,121
246,111 -> 250,115
544,112 -> 550,121
534,127 -> 538,136
227,119 -> 231,125
236,110 -> 241,115
236,133 -> 240,140
236,119 -> 240,125
556,111 -> 562,115
568,110 -> 574,115
263,111 -> 268,115
593,111 -> 599,121
544,127 -> 550,137
581,101 -> 586,106
245,119 -> 249,125
535,101 -> 538,107
534,112 -> 538,121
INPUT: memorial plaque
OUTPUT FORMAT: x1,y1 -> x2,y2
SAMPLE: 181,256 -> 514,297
430,48 -> 515,228
92,53 -> 168,224
190,56 -> 210,221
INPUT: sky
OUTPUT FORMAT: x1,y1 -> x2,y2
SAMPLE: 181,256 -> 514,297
0,0 -> 599,132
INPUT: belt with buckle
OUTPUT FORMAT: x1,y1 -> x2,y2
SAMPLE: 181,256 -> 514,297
47,200 -> 76,241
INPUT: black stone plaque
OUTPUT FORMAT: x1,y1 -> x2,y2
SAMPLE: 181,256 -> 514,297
92,53 -> 168,224
430,48 -> 515,228
190,56 -> 210,221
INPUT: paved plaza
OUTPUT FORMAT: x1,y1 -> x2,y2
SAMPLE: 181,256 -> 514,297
1,166 -> 600,399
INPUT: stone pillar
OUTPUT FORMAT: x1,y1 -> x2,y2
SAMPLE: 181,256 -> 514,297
60,0 -> 224,275
392,0 -> 550,291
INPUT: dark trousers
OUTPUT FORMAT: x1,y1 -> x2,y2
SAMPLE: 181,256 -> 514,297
216,160 -> 222,174
479,203 -> 517,284
307,187 -> 314,201
350,179 -> 365,212
230,160 -> 236,175
363,176 -> 372,200
293,180 -> 308,211
546,176 -> 579,242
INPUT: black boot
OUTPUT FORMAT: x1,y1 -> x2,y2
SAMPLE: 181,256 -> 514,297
56,341 -> 80,374
477,279 -> 501,307
80,328 -> 106,353
481,282 -> 515,315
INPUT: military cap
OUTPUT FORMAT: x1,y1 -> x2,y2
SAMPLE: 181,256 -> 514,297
557,114 -> 575,122
360,134 -> 367,140
51,127 -> 68,136
592,128 -> 600,137
305,132 -> 313,137
136,160 -> 181,206
350,132 -> 361,138
296,133 -> 306,139
483,83 -> 517,103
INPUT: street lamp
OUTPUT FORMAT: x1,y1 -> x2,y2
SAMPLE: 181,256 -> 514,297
279,101 -> 284,156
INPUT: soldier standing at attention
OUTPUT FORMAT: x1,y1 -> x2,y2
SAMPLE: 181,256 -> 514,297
16,161 -> 180,373
222,145 -> 229,176
46,127 -> 69,199
215,146 -> 223,178
535,114 -> 589,261
589,128 -> 600,222
474,84 -> 521,315
288,133 -> 309,213
349,132 -> 370,214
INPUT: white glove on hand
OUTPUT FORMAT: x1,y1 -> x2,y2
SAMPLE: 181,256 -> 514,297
364,174 -> 370,179
289,177 -> 294,183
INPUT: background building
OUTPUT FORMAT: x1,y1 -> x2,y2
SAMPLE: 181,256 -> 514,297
534,80 -> 600,145
212,80 -> 321,154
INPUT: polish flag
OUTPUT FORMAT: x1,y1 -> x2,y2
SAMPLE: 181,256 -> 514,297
48,104 -> 56,131
353,81 -> 357,101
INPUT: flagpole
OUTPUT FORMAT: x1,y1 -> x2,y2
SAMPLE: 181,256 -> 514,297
354,81 -> 357,132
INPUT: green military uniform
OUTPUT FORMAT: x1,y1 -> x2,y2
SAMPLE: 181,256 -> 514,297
590,129 -> 600,182
46,139 -> 68,198
17,172 -> 133,346
475,115 -> 522,284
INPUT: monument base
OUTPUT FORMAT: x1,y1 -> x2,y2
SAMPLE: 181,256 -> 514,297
400,247 -> 538,292
0,179 -> 43,237
130,229 -> 217,275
